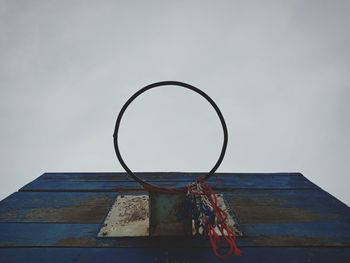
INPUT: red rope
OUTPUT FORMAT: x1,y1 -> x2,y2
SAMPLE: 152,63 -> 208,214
187,178 -> 241,260
143,178 -> 241,260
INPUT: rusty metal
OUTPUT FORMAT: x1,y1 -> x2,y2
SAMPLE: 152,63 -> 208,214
149,191 -> 191,236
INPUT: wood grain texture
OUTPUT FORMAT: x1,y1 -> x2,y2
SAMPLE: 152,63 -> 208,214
20,173 -> 317,192
0,192 -> 117,223
0,172 -> 349,262
0,248 -> 349,263
0,221 -> 349,247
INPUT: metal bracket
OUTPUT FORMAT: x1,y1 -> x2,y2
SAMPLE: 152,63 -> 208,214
149,191 -> 192,236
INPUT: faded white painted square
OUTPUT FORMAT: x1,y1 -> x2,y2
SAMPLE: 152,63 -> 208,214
98,195 -> 149,237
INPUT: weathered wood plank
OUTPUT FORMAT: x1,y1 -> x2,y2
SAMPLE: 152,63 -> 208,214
0,189 -> 348,224
243,221 -> 350,246
228,189 -> 350,224
0,221 -> 349,247
39,172 -> 304,181
20,173 -> 316,192
1,171 -> 349,263
0,192 -> 117,223
0,247 -> 349,263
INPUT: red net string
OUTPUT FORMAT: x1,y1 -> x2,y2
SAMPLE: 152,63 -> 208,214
187,178 -> 241,259
144,177 -> 241,260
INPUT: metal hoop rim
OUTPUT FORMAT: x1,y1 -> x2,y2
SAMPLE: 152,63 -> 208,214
113,81 -> 228,190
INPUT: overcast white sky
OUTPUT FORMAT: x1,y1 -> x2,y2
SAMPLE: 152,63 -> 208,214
0,0 -> 349,205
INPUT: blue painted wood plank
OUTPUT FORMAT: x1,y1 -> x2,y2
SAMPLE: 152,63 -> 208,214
0,222 -> 349,247
20,174 -> 316,192
0,189 -> 348,224
0,248 -> 349,263
20,180 -> 178,192
0,192 -> 117,207
0,192 -> 117,223
0,171 -> 349,263
242,221 -> 350,245
39,172 -> 304,181
227,189 -> 350,224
